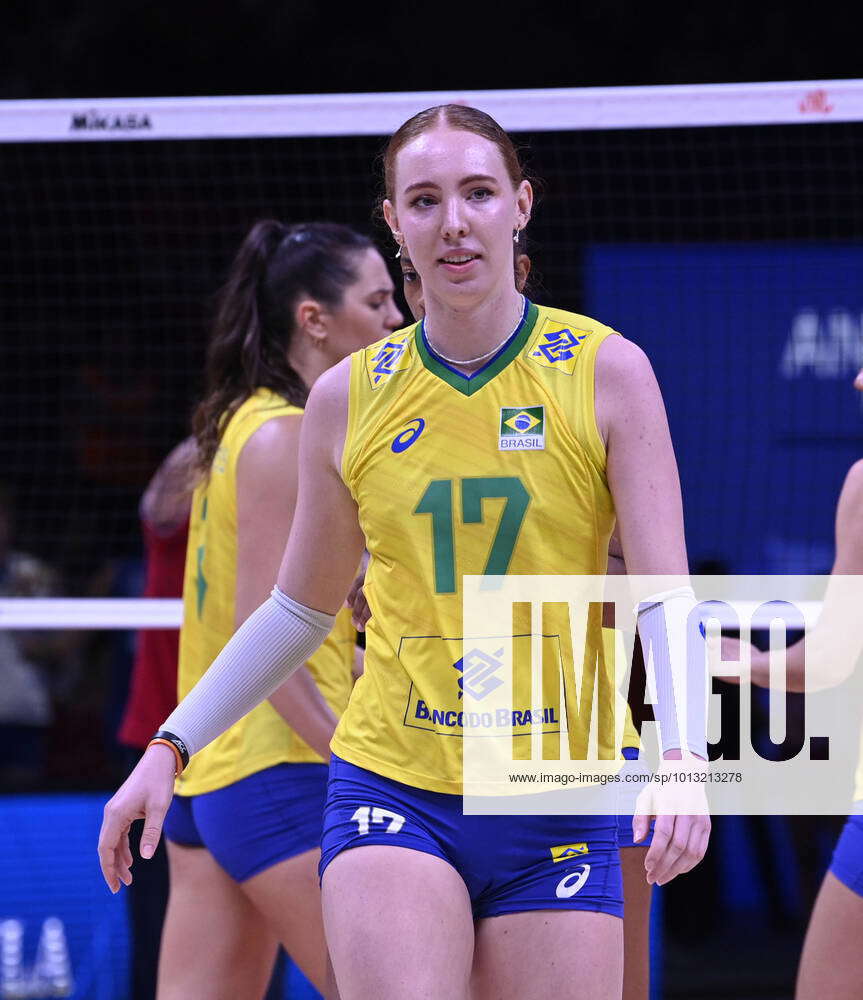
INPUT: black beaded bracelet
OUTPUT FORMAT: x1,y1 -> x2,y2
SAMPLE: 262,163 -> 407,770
149,730 -> 190,772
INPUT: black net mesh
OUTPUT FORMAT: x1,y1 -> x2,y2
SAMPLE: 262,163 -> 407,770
2,121 -> 862,591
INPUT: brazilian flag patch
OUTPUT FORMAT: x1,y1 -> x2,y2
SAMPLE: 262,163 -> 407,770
499,405 -> 545,451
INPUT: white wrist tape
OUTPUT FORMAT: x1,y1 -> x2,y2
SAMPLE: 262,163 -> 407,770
636,586 -> 708,758
161,586 -> 335,758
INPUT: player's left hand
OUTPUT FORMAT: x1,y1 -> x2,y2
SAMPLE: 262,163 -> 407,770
347,582 -> 371,631
632,755 -> 711,886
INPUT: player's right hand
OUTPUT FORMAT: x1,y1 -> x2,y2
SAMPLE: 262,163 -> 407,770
97,743 -> 176,893
633,756 -> 711,885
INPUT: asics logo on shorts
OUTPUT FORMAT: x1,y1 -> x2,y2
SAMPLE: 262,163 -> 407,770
555,864 -> 591,898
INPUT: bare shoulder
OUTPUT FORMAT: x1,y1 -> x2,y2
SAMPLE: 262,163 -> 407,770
235,414 -> 303,510
841,459 -> 863,503
140,435 -> 198,531
594,335 -> 665,443
301,356 -> 353,472
240,412 -> 302,466
833,459 -> 863,571
163,435 -> 198,473
836,459 -> 863,525
595,334 -> 656,390
305,356 -> 351,419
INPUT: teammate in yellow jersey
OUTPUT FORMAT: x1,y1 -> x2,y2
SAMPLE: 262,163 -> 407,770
101,105 -> 709,1000
398,250 -> 653,1000
156,220 -> 401,1000
719,366 -> 863,1000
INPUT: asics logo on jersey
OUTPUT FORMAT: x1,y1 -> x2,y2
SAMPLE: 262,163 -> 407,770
370,341 -> 408,384
532,328 -> 587,364
454,647 -> 505,701
550,842 -> 589,863
391,418 -> 426,453
555,864 -> 591,898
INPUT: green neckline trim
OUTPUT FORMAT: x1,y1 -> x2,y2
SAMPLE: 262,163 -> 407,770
415,301 -> 540,396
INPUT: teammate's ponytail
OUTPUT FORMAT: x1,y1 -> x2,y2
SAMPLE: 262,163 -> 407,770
193,219 -> 374,473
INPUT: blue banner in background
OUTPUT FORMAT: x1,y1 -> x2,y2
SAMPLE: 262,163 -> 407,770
584,245 -> 863,573
0,795 -> 319,1000
0,795 -> 128,1000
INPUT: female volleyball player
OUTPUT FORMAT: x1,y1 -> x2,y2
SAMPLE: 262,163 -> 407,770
398,249 -> 654,1000
155,220 -> 401,1000
100,106 -> 709,1000
718,365 -> 863,1000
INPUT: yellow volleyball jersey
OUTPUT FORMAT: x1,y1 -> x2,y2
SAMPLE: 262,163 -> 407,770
176,388 -> 355,797
332,301 -> 624,793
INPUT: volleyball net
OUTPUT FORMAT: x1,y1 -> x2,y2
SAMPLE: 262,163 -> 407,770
2,84 -> 861,999
1,79 -> 862,618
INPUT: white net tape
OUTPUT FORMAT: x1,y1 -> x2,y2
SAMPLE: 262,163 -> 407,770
1,80 -> 861,142
0,598 -> 821,630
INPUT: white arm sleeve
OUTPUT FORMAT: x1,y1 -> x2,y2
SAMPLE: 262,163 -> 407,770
637,586 -> 708,759
160,586 -> 335,757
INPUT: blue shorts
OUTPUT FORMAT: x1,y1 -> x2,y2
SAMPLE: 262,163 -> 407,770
830,812 -> 863,897
617,747 -> 654,849
320,755 -> 623,920
163,762 -> 328,882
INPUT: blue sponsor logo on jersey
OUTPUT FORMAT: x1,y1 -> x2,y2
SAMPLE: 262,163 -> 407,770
370,341 -> 408,384
532,328 -> 587,364
391,418 -> 426,453
413,700 -> 559,730
454,646 -> 505,701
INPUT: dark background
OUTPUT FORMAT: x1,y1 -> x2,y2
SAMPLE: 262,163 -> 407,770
3,0 -> 861,585
2,0 -> 859,100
